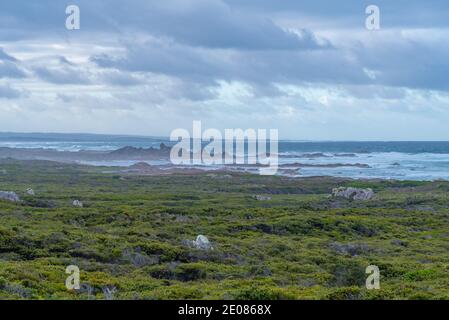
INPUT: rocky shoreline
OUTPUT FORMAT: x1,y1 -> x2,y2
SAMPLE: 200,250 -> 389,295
0,146 -> 371,176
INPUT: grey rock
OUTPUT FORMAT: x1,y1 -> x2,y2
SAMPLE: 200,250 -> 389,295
331,187 -> 374,201
391,239 -> 408,247
253,195 -> 272,201
0,191 -> 20,202
26,188 -> 35,196
72,200 -> 83,207
184,235 -> 213,250
195,235 -> 213,250
330,242 -> 372,256
121,249 -> 159,267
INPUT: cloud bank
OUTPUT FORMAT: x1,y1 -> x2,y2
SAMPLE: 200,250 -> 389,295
0,0 -> 448,140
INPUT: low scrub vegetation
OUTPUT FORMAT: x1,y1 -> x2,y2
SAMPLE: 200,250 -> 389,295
0,159 -> 448,299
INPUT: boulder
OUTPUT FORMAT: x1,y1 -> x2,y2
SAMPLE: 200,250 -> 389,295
72,200 -> 83,208
26,188 -> 35,196
159,143 -> 170,151
194,235 -> 213,250
253,195 -> 272,201
331,187 -> 374,201
330,242 -> 372,256
0,191 -> 20,202
185,235 -> 213,250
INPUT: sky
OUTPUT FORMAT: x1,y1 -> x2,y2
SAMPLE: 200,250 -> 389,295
0,0 -> 448,140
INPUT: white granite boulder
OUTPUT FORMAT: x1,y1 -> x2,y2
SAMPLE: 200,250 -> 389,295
331,187 -> 374,201
184,235 -> 213,250
72,200 -> 84,208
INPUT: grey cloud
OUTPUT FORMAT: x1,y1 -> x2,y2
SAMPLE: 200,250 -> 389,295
0,48 -> 26,78
0,85 -> 27,99
91,42 -> 226,82
0,48 -> 18,61
91,39 -> 367,90
111,77 -> 217,103
0,0 -> 329,50
58,56 -> 75,66
137,0 -> 328,50
56,93 -> 74,103
34,66 -> 91,85
91,26 -> 449,94
0,61 -> 26,78
354,35 -> 449,91
96,69 -> 148,86
12,0 -> 445,93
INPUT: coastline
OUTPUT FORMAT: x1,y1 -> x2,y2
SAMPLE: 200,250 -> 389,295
0,143 -> 449,180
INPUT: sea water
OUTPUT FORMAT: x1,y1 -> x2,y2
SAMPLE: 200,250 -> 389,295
1,133 -> 449,180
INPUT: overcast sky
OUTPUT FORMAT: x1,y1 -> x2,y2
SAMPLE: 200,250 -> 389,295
0,1 -> 448,140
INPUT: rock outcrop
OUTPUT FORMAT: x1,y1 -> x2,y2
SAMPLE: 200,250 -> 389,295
72,200 -> 84,207
129,162 -> 152,170
331,187 -> 374,201
26,188 -> 35,196
0,191 -> 20,202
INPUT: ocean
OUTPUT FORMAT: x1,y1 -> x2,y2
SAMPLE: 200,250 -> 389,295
1,132 -> 449,181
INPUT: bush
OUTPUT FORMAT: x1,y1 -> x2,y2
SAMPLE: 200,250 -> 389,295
326,287 -> 362,300
404,269 -> 437,281
232,286 -> 291,300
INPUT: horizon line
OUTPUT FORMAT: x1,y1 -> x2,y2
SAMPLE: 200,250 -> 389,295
0,131 -> 449,143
